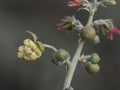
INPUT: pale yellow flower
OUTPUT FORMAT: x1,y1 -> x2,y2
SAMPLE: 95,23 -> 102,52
17,31 -> 45,61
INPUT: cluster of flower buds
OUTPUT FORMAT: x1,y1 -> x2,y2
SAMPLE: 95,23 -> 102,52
85,53 -> 100,74
57,16 -> 82,31
51,49 -> 70,66
17,31 -> 45,61
79,53 -> 100,74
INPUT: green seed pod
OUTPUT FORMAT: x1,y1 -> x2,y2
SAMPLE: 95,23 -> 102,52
55,49 -> 68,62
80,26 -> 96,41
93,35 -> 100,44
85,62 -> 100,74
89,53 -> 100,64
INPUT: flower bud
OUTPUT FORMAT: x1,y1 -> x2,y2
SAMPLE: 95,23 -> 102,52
93,35 -> 100,44
80,26 -> 96,41
85,62 -> 100,74
17,31 -> 45,61
51,49 -> 69,66
89,53 -> 100,64
55,49 -> 68,61
17,39 -> 44,61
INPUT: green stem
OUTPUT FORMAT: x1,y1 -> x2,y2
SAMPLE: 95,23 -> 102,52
87,13 -> 95,26
62,40 -> 85,90
62,0 -> 98,90
43,44 -> 57,52
87,0 -> 97,26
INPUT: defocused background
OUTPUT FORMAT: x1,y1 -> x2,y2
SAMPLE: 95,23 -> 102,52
0,0 -> 120,90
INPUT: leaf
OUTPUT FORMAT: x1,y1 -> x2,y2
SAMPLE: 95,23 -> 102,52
27,31 -> 38,42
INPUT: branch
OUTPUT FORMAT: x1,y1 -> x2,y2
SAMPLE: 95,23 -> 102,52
43,44 -> 57,52
62,40 -> 85,90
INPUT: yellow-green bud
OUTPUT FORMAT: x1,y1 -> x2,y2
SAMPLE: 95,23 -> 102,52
51,49 -> 69,66
17,39 -> 44,61
89,53 -> 100,64
80,26 -> 96,41
85,62 -> 100,74
55,49 -> 68,61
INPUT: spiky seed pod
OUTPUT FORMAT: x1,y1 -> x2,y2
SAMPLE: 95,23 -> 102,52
80,26 -> 96,41
85,62 -> 100,74
89,53 -> 100,64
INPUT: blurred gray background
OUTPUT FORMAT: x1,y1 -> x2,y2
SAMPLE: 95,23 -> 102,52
0,0 -> 120,90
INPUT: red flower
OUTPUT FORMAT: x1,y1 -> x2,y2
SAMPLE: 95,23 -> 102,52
68,0 -> 81,7
57,23 -> 64,30
109,27 -> 120,40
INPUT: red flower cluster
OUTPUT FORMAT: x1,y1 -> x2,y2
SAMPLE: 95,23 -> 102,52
109,27 -> 120,40
68,0 -> 81,7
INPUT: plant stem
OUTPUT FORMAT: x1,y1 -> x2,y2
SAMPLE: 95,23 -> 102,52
62,40 -> 85,90
62,0 -> 98,90
43,44 -> 57,52
87,0 -> 97,26
87,13 -> 95,26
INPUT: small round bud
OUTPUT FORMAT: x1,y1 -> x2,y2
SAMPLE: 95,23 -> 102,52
55,49 -> 68,61
93,35 -> 100,44
80,26 -> 96,41
29,52 -> 38,60
89,53 -> 100,64
23,39 -> 31,46
51,49 -> 69,66
85,62 -> 100,74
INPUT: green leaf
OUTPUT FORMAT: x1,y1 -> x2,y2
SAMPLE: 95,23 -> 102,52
27,31 -> 38,42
